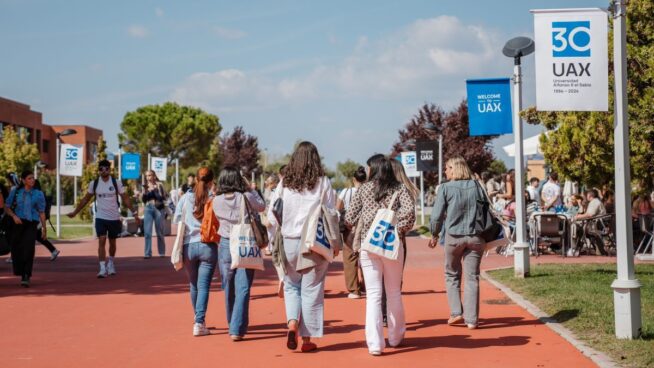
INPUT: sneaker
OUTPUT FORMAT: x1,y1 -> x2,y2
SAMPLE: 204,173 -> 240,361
97,263 -> 108,278
193,323 -> 210,336
50,249 -> 60,261
107,260 -> 116,276
21,275 -> 30,288
347,293 -> 362,299
370,351 -> 382,356
566,248 -> 575,257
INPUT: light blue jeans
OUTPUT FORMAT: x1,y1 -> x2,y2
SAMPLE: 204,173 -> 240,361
144,204 -> 166,257
218,237 -> 256,336
283,237 -> 330,337
184,242 -> 218,324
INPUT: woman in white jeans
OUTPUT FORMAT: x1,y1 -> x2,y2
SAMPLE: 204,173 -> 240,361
345,155 -> 415,356
267,141 -> 337,353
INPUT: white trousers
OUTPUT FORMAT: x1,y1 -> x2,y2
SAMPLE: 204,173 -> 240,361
360,248 -> 405,352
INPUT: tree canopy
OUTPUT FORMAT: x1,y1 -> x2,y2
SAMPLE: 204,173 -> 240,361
0,125 -> 40,180
220,126 -> 261,178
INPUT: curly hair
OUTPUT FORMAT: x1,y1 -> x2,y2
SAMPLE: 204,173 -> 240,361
283,141 -> 324,191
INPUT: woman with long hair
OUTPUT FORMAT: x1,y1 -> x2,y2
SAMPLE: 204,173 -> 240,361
429,156 -> 486,329
214,166 -> 265,341
142,170 -> 168,258
172,167 -> 219,336
345,155 -> 415,356
267,141 -> 337,352
4,170 -> 47,287
390,159 -> 419,201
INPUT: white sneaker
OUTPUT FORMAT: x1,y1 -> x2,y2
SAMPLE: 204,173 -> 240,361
566,248 -> 575,257
97,263 -> 108,278
50,249 -> 60,261
107,260 -> 116,275
347,293 -> 362,299
193,323 -> 210,336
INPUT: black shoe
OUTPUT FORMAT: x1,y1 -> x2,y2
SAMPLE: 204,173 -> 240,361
20,275 -> 30,288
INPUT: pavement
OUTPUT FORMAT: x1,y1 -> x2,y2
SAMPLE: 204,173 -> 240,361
0,234 -> 608,368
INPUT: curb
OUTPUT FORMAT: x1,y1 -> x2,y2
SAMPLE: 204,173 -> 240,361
481,267 -> 619,368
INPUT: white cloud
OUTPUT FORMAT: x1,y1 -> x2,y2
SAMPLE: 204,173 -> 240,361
213,26 -> 247,40
155,7 -> 164,17
127,25 -> 149,38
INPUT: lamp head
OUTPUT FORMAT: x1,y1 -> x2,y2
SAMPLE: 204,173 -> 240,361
502,37 -> 535,65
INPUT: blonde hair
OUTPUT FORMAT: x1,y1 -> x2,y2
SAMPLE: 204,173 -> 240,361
390,159 -> 419,200
447,156 -> 473,181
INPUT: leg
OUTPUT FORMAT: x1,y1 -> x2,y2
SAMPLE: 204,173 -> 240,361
462,239 -> 484,326
444,237 -> 466,319
194,243 -> 217,324
283,238 -> 302,325
230,267 -> 255,336
218,239 -> 235,324
360,250 -> 385,352
298,255 -> 329,338
143,205 -> 154,257
342,245 -> 361,294
154,208 -> 166,256
383,247 -> 406,347
183,243 -> 200,321
97,236 -> 107,261
36,230 -> 57,253
108,237 -> 117,257
10,222 -> 27,276
21,221 -> 37,278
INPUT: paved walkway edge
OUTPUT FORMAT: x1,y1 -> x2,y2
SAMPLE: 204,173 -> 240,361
481,267 -> 619,368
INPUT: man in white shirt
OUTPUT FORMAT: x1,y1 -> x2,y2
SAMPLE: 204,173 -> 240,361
68,160 -> 140,278
541,172 -> 563,211
527,177 -> 541,206
570,189 -> 607,256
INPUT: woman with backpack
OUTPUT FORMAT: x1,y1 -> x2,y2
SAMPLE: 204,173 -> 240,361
345,155 -> 415,356
213,166 -> 265,341
3,170 -> 47,287
172,167 -> 219,336
429,156 -> 486,330
267,141 -> 337,353
142,170 -> 168,259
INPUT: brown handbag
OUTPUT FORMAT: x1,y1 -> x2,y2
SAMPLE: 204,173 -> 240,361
243,194 -> 269,249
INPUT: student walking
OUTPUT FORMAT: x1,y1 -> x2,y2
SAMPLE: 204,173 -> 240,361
68,159 -> 140,278
429,156 -> 486,329
34,180 -> 60,261
142,170 -> 168,258
267,141 -> 337,353
345,155 -> 415,356
3,171 -> 47,287
213,167 -> 266,341
173,167 -> 219,337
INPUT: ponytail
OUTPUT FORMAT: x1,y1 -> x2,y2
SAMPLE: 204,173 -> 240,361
193,167 -> 214,220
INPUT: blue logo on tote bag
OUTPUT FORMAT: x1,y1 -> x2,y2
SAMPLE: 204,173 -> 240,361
369,220 -> 396,251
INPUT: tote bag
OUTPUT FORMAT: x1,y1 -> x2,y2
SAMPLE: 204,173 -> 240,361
171,206 -> 186,271
230,196 -> 264,271
301,179 -> 334,262
362,191 -> 401,260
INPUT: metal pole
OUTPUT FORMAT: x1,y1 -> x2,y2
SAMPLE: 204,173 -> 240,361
118,148 -> 122,181
56,137 -> 61,238
512,59 -> 530,278
611,0 -> 641,339
147,153 -> 151,171
175,158 -> 179,189
438,135 -> 443,184
251,171 -> 255,187
74,176 -> 77,204
420,171 -> 425,225
34,163 -> 38,179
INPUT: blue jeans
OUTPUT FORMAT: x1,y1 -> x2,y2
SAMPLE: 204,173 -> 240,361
144,204 -> 166,257
184,242 -> 218,324
218,237 -> 255,336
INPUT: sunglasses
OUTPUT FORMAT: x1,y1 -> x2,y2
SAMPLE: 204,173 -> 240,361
98,166 -> 110,172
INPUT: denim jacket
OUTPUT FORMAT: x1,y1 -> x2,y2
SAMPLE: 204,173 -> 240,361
430,179 -> 483,237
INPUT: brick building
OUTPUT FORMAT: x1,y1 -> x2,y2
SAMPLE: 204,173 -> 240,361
0,96 -> 103,170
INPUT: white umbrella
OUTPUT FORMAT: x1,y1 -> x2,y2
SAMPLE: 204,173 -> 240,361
502,134 -> 543,157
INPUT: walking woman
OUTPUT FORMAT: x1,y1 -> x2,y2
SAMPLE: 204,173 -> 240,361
429,156 -> 485,329
4,171 -> 46,287
172,167 -> 218,336
267,141 -> 337,353
345,156 -> 415,356
142,170 -> 168,258
34,180 -> 60,261
213,166 -> 265,341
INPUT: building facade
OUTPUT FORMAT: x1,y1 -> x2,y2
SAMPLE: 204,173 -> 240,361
0,96 -> 103,170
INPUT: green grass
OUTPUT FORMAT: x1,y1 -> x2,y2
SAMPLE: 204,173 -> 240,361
50,226 -> 93,240
488,264 -> 654,368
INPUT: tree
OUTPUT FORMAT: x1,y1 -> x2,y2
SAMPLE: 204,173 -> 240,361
337,160 -> 362,179
119,102 -> 221,170
487,160 -> 508,176
220,126 -> 261,178
524,0 -> 654,190
392,102 -> 496,186
0,125 -> 40,181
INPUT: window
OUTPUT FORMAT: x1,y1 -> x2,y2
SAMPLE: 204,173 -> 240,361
36,129 -> 42,152
43,139 -> 50,153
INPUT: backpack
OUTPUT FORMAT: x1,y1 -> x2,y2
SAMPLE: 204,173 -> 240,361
200,199 -> 220,243
92,176 -> 121,212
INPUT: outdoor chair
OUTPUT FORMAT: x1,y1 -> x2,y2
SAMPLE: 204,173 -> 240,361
578,214 -> 615,256
532,213 -> 568,257
635,214 -> 654,255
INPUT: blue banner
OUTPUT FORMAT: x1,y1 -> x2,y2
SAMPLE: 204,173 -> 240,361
121,153 -> 141,180
466,78 -> 513,136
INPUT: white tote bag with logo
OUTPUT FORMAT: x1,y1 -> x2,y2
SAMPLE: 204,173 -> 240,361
230,196 -> 264,271
301,179 -> 334,262
362,191 -> 400,261
171,206 -> 186,271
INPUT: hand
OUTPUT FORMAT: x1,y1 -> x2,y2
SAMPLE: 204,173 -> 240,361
67,212 -> 76,218
12,215 -> 22,225
428,237 -> 439,248
41,227 -> 47,241
134,216 -> 141,226
333,246 -> 340,258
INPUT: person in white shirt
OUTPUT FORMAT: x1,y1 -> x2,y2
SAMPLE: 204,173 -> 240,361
267,142 -> 337,353
68,160 -> 140,278
541,172 -> 563,211
570,189 -> 608,256
527,177 -> 541,206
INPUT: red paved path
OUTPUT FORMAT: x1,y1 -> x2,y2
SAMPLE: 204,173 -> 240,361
0,234 -> 605,367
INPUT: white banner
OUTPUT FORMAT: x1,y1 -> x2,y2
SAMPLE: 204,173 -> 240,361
401,151 -> 419,178
532,8 -> 608,111
151,156 -> 168,182
59,144 -> 84,177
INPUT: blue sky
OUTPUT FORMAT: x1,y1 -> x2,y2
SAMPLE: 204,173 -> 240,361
1,0 -> 607,168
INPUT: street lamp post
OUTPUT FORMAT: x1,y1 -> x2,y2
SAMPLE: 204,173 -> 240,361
56,128 -> 78,238
34,161 -> 46,180
502,36 -> 534,278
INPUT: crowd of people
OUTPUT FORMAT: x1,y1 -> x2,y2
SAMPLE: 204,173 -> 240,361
2,146 -> 653,356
